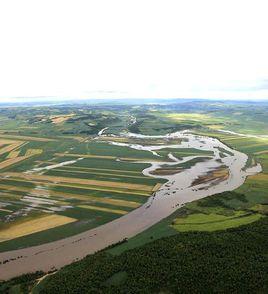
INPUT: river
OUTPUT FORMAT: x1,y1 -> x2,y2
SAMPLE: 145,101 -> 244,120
0,131 -> 261,280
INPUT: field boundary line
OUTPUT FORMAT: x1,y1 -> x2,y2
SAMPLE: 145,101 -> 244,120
3,172 -> 153,192
78,205 -> 128,215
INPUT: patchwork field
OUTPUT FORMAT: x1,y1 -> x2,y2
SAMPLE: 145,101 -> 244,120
0,122 -> 224,252
0,101 -> 267,279
0,129 -> 168,251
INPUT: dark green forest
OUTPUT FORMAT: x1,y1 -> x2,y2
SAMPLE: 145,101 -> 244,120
30,217 -> 268,293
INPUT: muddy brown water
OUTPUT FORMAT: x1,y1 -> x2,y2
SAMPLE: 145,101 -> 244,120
0,131 -> 262,280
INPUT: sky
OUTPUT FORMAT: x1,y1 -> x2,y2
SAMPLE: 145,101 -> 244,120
0,0 -> 268,103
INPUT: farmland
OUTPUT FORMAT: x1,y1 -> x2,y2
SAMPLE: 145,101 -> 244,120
0,100 -> 267,293
0,132 -> 167,251
1,102 -> 237,252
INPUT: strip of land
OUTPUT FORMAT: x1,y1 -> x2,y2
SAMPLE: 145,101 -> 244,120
78,205 -> 128,215
0,183 -> 141,208
0,141 -> 25,155
55,153 -> 155,161
3,172 -> 154,192
0,214 -> 76,242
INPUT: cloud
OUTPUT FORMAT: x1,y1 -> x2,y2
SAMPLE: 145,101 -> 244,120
0,0 -> 268,101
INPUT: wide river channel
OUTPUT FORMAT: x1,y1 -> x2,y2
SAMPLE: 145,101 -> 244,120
0,131 -> 262,280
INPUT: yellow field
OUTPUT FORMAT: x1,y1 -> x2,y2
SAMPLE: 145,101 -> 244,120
78,196 -> 140,208
152,183 -> 162,192
25,149 -> 43,156
0,156 -> 30,170
78,205 -> 128,215
0,139 -> 20,144
213,168 -> 229,178
4,172 -> 154,192
208,125 -> 224,130
0,141 -> 25,155
166,113 -> 211,121
0,214 -> 77,242
90,197 -> 140,208
6,150 -> 20,159
248,173 -> 268,181
0,148 -> 44,170
50,114 -> 75,124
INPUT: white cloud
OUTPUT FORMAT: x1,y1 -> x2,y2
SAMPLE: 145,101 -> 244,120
0,0 -> 268,102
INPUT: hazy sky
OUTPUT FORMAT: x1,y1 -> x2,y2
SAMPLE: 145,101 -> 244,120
0,0 -> 268,102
